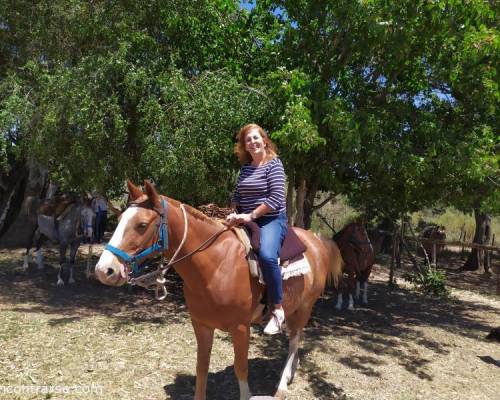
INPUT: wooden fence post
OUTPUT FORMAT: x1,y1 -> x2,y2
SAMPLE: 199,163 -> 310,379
432,242 -> 437,266
487,234 -> 495,273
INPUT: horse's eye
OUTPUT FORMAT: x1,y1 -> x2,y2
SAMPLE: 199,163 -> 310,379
137,222 -> 148,230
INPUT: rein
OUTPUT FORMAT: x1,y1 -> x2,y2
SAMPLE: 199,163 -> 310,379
105,198 -> 229,300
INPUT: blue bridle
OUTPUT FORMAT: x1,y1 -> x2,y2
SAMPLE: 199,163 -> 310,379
104,198 -> 168,277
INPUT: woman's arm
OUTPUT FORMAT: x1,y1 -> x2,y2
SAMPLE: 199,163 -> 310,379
263,159 -> 286,211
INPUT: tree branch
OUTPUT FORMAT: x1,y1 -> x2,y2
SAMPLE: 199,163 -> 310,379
311,194 -> 335,212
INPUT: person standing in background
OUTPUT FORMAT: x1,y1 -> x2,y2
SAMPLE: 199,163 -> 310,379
92,194 -> 108,243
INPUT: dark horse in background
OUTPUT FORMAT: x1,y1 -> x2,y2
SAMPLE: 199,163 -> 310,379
332,221 -> 375,310
422,225 -> 446,264
22,194 -> 94,286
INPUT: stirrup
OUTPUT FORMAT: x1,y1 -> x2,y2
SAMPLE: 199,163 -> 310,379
263,309 -> 285,335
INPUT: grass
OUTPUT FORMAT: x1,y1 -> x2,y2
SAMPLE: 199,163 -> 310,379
1,244 -> 500,399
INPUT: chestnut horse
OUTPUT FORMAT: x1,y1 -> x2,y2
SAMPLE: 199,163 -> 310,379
94,180 -> 342,400
332,221 -> 374,310
422,225 -> 446,264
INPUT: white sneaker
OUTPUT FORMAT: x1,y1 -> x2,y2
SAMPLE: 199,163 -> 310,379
263,308 -> 285,335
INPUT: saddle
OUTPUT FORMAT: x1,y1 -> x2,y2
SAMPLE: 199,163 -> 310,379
234,222 -> 310,283
243,221 -> 307,262
38,195 -> 78,220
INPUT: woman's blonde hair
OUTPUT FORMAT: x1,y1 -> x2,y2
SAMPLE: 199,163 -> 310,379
234,124 -> 278,165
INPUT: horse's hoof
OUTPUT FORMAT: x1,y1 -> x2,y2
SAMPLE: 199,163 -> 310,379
347,305 -> 355,311
69,278 -> 76,285
274,389 -> 288,399
57,279 -> 65,287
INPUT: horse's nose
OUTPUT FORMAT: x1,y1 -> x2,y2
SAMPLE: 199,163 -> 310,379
95,263 -> 119,284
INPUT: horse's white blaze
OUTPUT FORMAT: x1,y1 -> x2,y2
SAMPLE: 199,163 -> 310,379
277,331 -> 300,392
97,207 -> 138,268
81,207 -> 94,240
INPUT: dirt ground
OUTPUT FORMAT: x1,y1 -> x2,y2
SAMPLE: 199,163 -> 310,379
0,245 -> 499,400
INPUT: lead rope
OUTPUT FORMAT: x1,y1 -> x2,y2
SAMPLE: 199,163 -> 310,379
165,204 -> 189,267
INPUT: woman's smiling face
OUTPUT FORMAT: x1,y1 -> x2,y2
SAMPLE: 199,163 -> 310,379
244,128 -> 266,159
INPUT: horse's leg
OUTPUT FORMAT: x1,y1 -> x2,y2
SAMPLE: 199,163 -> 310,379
347,274 -> 355,311
23,249 -> 30,272
355,280 -> 361,299
276,328 -> 302,397
34,231 -> 44,271
335,292 -> 343,310
361,266 -> 372,305
275,303 -> 313,399
362,280 -> 369,305
86,243 -> 93,279
347,293 -> 355,310
68,240 -> 79,284
57,243 -> 67,287
23,228 -> 37,272
335,276 -> 343,310
191,319 -> 214,400
231,324 -> 252,400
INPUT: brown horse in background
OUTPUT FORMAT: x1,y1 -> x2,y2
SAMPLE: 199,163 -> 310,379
333,221 -> 374,310
94,180 -> 342,399
422,225 -> 446,264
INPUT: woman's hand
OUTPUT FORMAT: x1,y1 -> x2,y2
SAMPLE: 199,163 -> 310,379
226,212 -> 252,226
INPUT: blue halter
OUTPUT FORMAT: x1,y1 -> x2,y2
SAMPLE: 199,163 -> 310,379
105,198 -> 168,277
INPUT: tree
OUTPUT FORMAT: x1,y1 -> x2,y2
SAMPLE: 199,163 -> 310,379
251,0 -> 499,237
0,0 -> 272,245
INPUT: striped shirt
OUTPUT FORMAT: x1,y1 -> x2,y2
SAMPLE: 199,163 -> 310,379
232,157 -> 286,217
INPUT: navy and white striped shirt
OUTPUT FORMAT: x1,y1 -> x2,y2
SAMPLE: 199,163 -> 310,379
232,157 -> 286,217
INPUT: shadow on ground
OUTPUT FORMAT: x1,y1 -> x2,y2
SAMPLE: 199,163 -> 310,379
1,248 -> 499,399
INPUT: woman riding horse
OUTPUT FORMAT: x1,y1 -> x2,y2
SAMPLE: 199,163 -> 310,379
227,123 -> 287,335
94,180 -> 343,398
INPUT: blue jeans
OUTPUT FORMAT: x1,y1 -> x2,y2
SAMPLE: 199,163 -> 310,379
256,212 -> 288,305
95,211 -> 107,243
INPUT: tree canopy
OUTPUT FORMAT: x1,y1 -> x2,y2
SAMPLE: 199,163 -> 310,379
1,0 -> 498,226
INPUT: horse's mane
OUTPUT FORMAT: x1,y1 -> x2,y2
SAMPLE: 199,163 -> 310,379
333,223 -> 351,241
164,197 -> 224,228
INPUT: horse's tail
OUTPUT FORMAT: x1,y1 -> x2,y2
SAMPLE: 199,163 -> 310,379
319,236 -> 343,289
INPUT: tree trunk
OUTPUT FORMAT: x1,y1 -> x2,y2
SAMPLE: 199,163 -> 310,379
463,208 -> 491,272
286,173 -> 295,226
0,160 -> 48,248
294,177 -> 306,228
303,180 -> 318,230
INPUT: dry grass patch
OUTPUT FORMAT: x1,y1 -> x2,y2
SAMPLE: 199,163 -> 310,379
0,247 -> 499,399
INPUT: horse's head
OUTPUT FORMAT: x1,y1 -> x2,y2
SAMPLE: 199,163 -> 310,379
95,180 -> 164,287
335,221 -> 372,253
80,202 -> 95,242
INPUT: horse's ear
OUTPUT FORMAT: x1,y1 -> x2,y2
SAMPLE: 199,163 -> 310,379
144,180 -> 161,209
127,180 -> 143,201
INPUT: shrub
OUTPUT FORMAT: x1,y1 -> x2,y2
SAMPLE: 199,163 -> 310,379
404,265 -> 449,298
